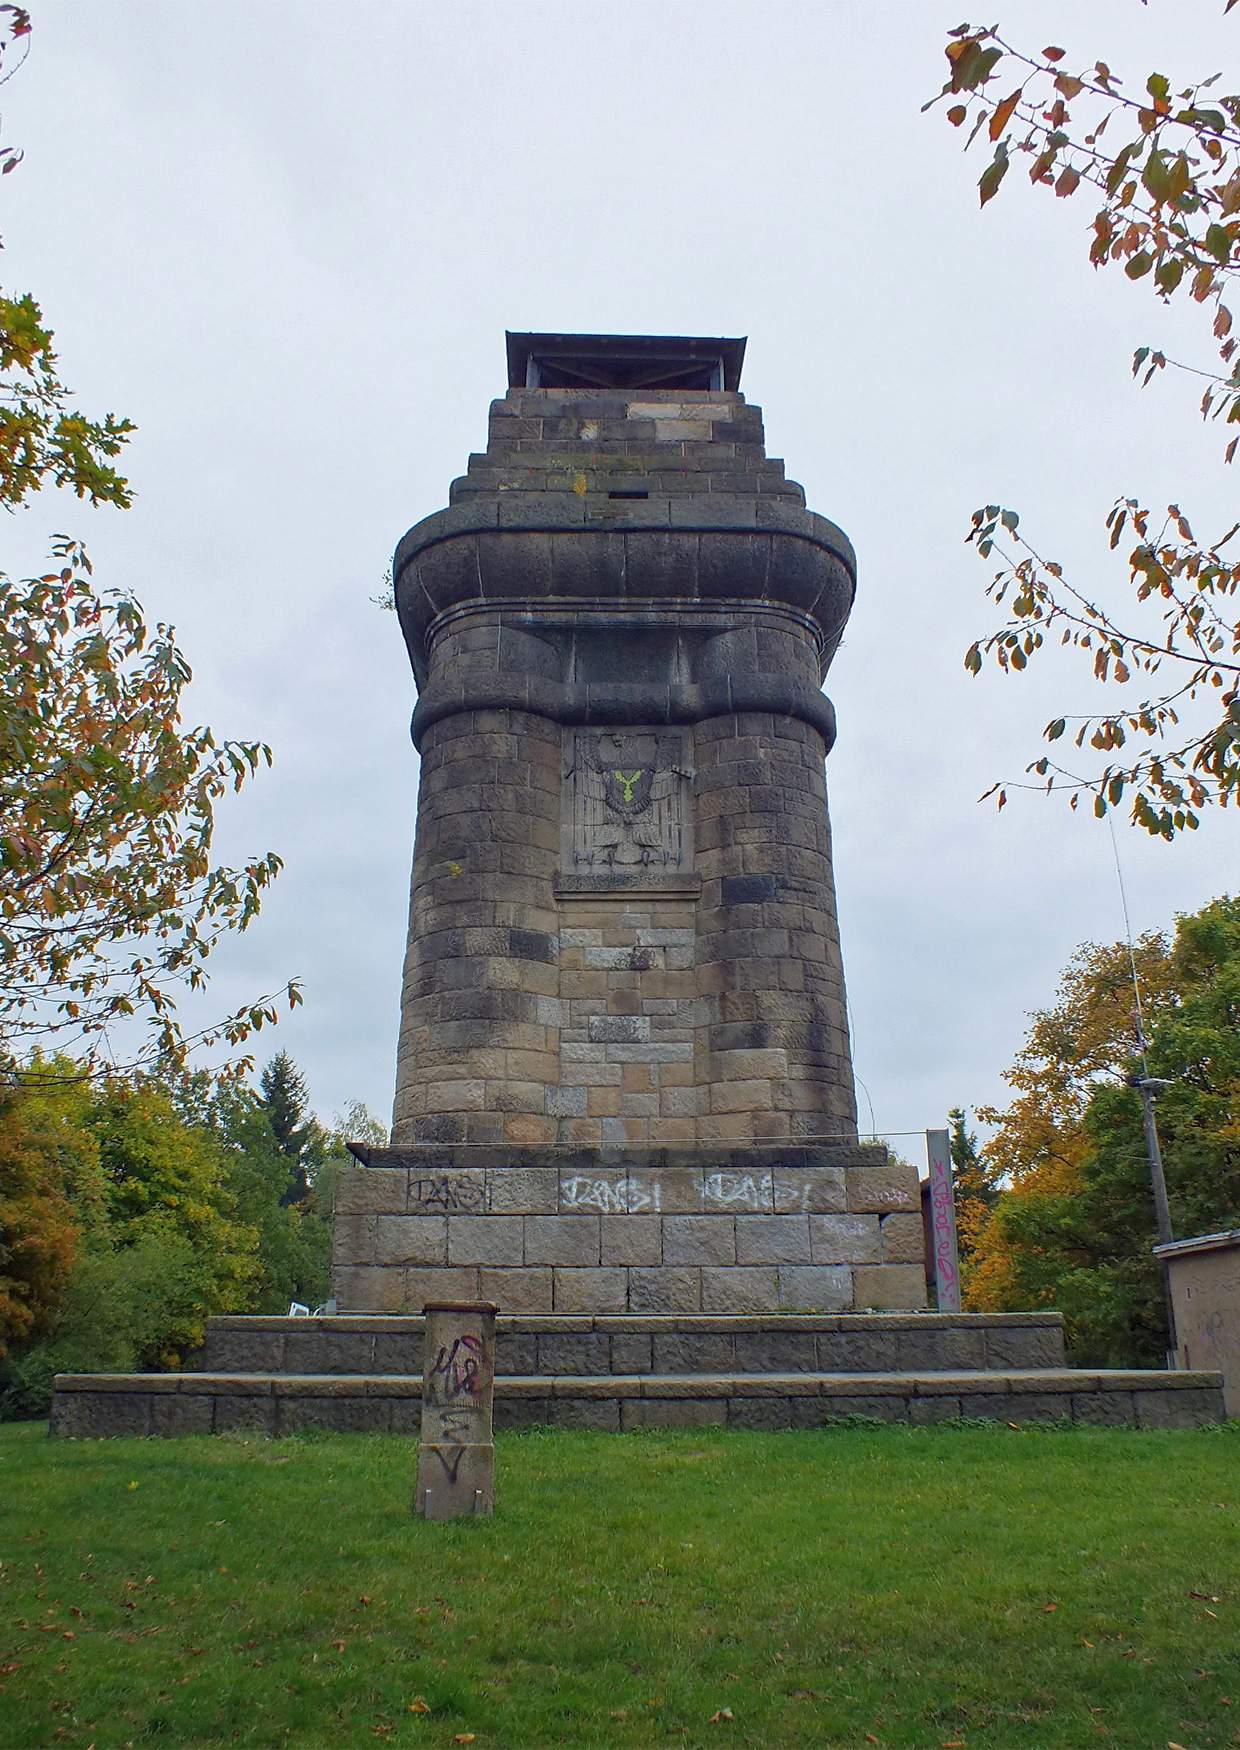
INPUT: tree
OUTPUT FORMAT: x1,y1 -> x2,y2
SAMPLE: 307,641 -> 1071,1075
946,1105 -> 998,1265
0,9 -> 297,1075
927,17 -> 1240,837
966,895 -> 1240,1363
0,542 -> 298,1076
0,1057 -> 100,1359
258,1051 -> 318,1207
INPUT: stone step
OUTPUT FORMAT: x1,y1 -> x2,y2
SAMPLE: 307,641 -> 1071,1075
196,1312 -> 1067,1377
49,1366 -> 1224,1439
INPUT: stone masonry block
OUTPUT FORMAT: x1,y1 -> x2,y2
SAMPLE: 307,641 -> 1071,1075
546,1085 -> 587,1118
777,1265 -> 852,1310
447,1215 -> 524,1266
588,1015 -> 650,1044
334,1168 -> 408,1216
331,1213 -> 375,1265
628,1266 -> 702,1313
847,1161 -> 920,1214
610,1333 -> 653,1372
851,1263 -> 927,1310
880,1213 -> 926,1264
406,1266 -> 480,1309
809,1214 -> 881,1265
554,1267 -> 628,1313
559,1170 -> 628,1214
773,1167 -> 846,1214
475,1274 -> 549,1316
700,1266 -> 779,1313
407,1169 -> 486,1215
734,1214 -> 811,1265
663,1215 -> 737,1266
984,1324 -> 1066,1370
375,1215 -> 448,1267
702,1169 -> 773,1212
645,1168 -> 704,1212
601,1216 -> 662,1266
333,1265 -> 408,1312
523,1214 -> 601,1266
486,1167 -> 558,1214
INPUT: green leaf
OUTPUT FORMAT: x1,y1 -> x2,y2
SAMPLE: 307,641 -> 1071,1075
1125,252 -> 1153,279
979,144 -> 1010,207
1047,718 -> 1067,741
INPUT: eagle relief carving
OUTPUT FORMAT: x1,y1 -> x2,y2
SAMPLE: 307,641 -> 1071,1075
566,729 -> 693,873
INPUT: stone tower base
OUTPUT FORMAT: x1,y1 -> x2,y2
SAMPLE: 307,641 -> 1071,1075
332,1143 -> 926,1316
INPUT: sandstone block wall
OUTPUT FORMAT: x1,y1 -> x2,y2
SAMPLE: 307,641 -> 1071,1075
332,1146 -> 926,1316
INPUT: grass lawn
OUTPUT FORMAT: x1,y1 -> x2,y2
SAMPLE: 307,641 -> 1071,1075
0,1420 -> 1238,1748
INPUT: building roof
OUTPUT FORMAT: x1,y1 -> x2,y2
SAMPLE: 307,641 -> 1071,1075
505,331 -> 746,392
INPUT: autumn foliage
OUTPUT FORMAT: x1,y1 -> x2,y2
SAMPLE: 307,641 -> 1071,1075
965,895 -> 1240,1363
927,16 -> 1240,836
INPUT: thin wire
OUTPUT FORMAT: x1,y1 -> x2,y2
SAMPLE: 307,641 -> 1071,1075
845,991 -> 878,1137
1107,813 -> 1150,1073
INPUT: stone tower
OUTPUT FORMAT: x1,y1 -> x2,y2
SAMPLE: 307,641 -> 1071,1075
335,333 -> 926,1315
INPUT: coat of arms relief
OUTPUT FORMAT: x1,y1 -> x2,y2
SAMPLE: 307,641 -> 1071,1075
564,728 -> 694,873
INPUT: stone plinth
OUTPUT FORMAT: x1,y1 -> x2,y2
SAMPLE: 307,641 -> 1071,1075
415,1300 -> 496,1519
333,1143 -> 925,1315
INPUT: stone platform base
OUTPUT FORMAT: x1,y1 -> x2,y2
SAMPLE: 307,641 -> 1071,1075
334,1144 -> 929,1315
49,1367 -> 1223,1437
49,1313 -> 1226,1436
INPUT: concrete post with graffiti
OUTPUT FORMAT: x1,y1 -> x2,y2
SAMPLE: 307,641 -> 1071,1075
415,1300 -> 497,1520
925,1129 -> 962,1314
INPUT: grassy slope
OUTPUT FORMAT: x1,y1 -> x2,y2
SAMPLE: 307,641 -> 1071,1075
0,1420 -> 1238,1748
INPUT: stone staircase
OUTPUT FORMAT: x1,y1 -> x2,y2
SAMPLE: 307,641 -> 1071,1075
49,1312 -> 1225,1437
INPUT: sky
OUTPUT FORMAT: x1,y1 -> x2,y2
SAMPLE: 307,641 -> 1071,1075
5,1 -> 1236,1153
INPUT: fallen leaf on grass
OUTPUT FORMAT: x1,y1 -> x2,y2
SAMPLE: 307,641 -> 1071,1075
1169,1742 -> 1189,1749
453,1737 -> 476,1745
408,1698 -> 430,1715
709,1709 -> 734,1725
1043,1602 -> 1058,1613
126,1482 -> 139,1491
1006,1421 -> 1021,1430
865,1735 -> 880,1745
942,1741 -> 966,1748
358,1595 -> 372,1607
1188,1590 -> 1221,1602
1081,1638 -> 1094,1648
1203,1608 -> 1219,1620
332,1640 -> 347,1652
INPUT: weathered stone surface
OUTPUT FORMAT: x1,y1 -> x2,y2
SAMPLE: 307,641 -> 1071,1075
486,1168 -> 558,1214
335,1168 -> 409,1216
447,1215 -> 523,1267
777,1265 -> 852,1311
523,1215 -> 600,1266
601,1216 -> 662,1266
553,1268 -> 628,1313
478,1267 -> 553,1314
663,1215 -> 737,1266
773,1167 -> 846,1214
375,1215 -> 448,1267
700,1266 -> 779,1313
846,1163 -> 920,1215
880,1213 -> 925,1264
628,1267 -> 701,1313
809,1214 -> 881,1265
735,1215 -> 811,1265
851,1264 -> 927,1310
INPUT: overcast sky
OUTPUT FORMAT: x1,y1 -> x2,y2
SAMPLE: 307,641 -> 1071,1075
6,2 -> 1236,1152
